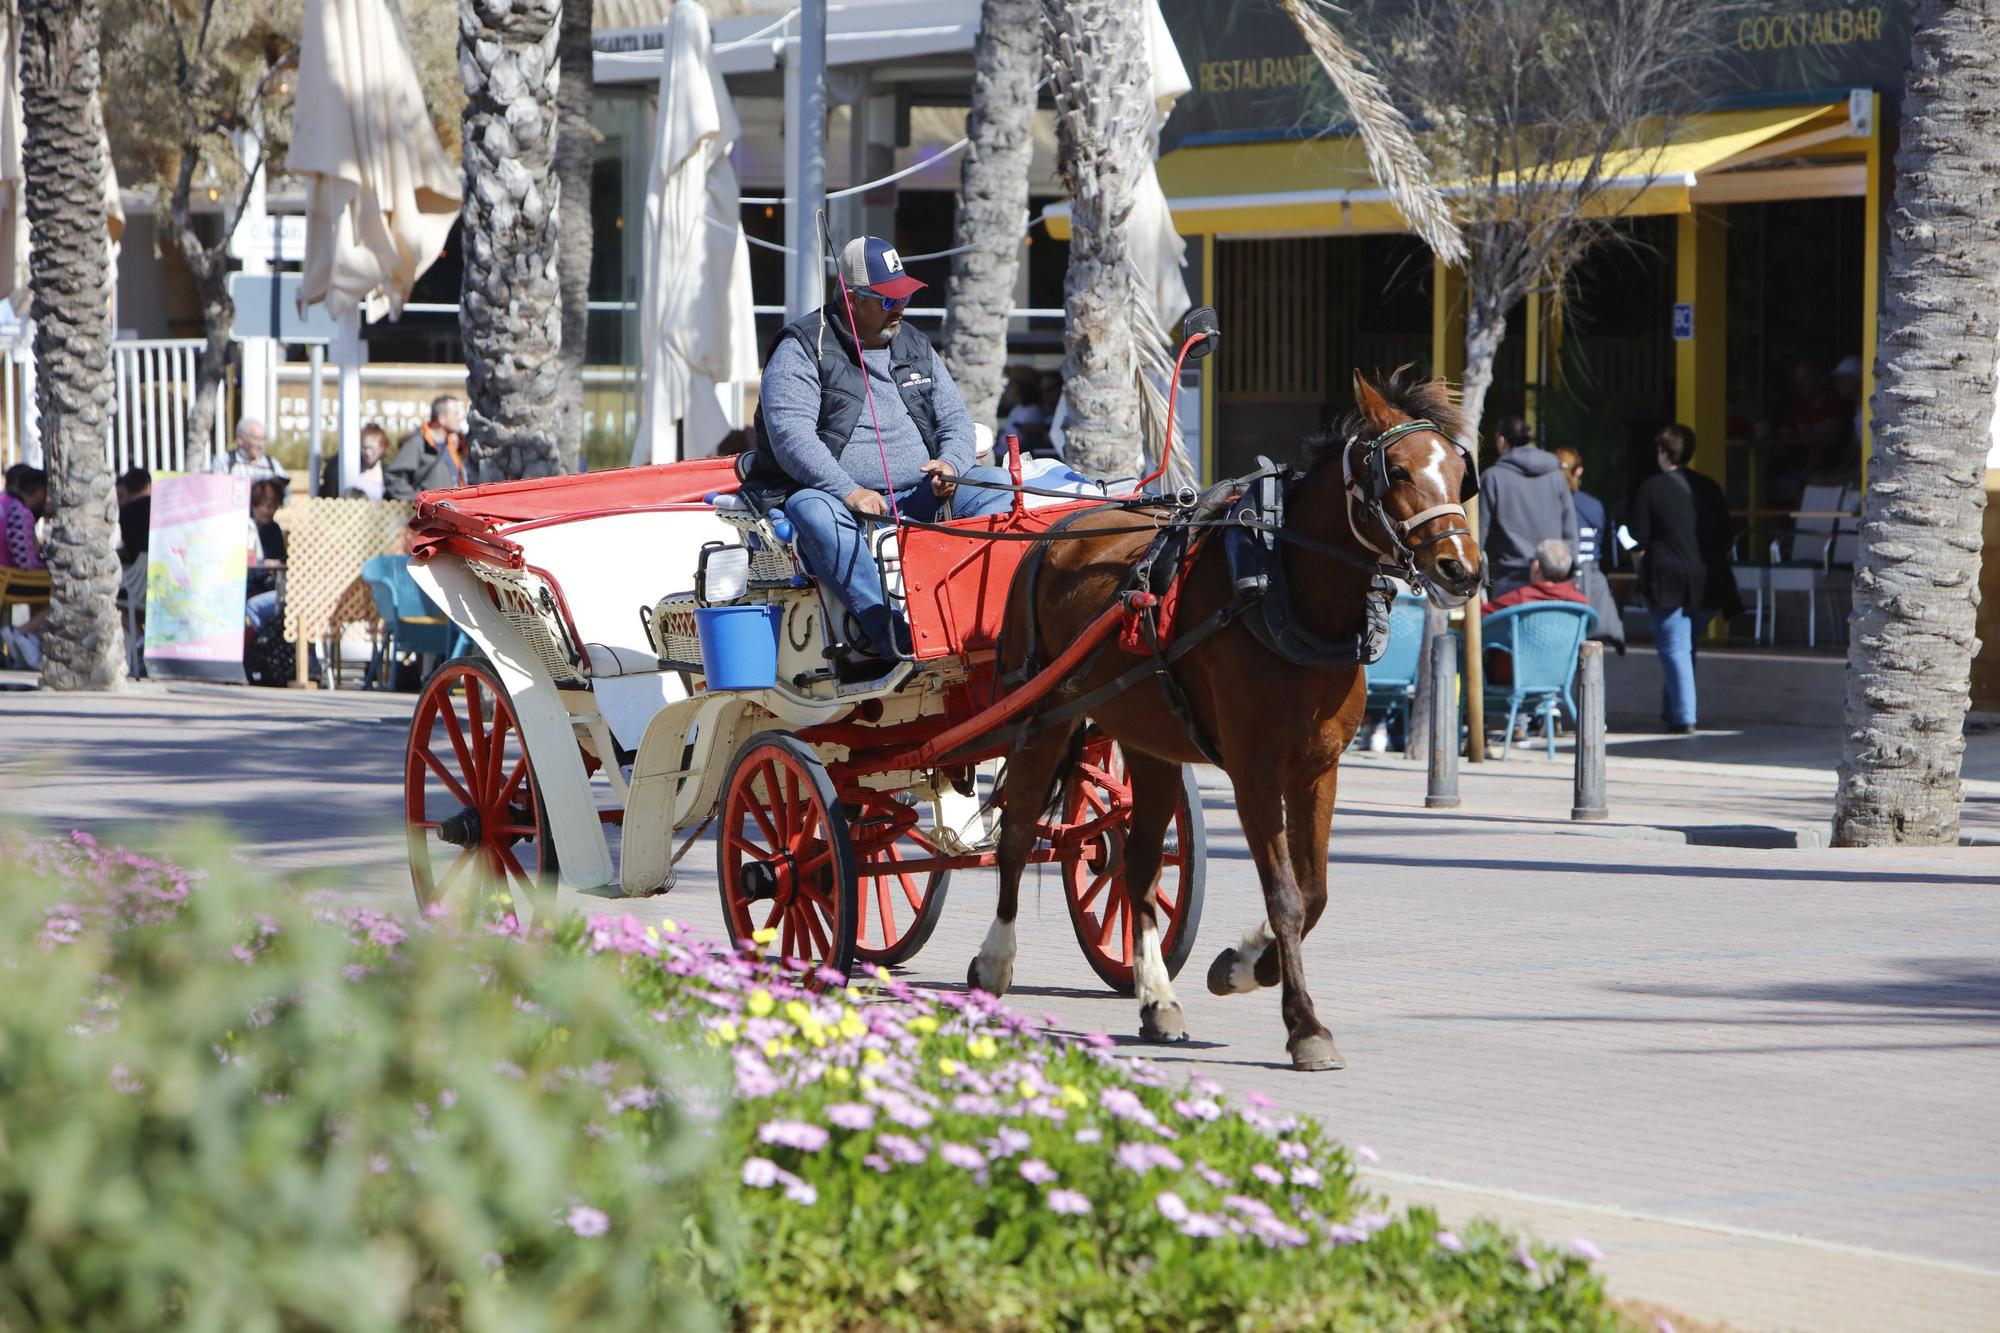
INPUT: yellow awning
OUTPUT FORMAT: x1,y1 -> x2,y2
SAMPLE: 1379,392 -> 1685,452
1044,102 -> 1853,241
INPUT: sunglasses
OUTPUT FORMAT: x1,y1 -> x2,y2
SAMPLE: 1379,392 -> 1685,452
852,287 -> 909,313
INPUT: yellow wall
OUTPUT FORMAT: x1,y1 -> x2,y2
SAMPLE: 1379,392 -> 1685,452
1674,206 -> 1728,484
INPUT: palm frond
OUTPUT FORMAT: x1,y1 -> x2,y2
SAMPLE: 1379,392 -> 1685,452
1277,0 -> 1467,266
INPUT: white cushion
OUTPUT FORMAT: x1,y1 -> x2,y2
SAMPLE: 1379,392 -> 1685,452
584,642 -> 663,678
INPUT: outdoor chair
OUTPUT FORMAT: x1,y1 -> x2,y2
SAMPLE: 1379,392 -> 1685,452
1761,483 -> 1858,647
2,563 -> 49,625
360,555 -> 466,689
1479,601 -> 1598,761
1361,595 -> 1428,748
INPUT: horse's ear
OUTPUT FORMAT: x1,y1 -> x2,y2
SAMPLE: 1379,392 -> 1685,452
1351,371 -> 1401,432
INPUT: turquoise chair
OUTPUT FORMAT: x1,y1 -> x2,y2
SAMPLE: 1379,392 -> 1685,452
360,555 -> 468,689
1480,601 -> 1598,760
1361,595 -> 1428,745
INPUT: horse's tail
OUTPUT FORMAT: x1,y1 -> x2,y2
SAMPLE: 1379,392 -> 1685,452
1040,722 -> 1095,822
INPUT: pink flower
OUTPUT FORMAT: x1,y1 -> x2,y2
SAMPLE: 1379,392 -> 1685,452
1074,1126 -> 1102,1145
1436,1229 -> 1465,1253
1019,1158 -> 1058,1185
1250,1162 -> 1285,1187
876,1133 -> 927,1166
1154,1191 -> 1190,1223
1246,1090 -> 1275,1109
565,1205 -> 610,1237
1115,1142 -> 1183,1174
742,1157 -> 783,1188
862,1153 -> 891,1173
1514,1241 -> 1539,1273
784,1178 -> 818,1205
986,1126 -> 1031,1158
1194,1161 -> 1231,1189
1654,1319 -> 1677,1333
1277,1140 -> 1308,1161
1570,1236 -> 1605,1261
758,1119 -> 829,1152
825,1102 -> 875,1131
1046,1189 -> 1092,1215
938,1141 -> 987,1173
1179,1212 -> 1226,1238
1289,1165 -> 1323,1188
1354,1144 -> 1381,1165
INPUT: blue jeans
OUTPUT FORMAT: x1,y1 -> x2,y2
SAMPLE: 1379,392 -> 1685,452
783,466 -> 1015,655
1649,606 -> 1712,728
245,590 -> 279,634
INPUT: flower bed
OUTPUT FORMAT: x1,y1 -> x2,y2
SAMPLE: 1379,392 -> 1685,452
0,831 -> 1630,1331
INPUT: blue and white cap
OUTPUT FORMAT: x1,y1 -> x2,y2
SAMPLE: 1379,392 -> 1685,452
838,235 -> 925,299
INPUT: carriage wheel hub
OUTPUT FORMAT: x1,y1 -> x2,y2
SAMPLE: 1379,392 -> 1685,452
740,857 -> 788,902
439,805 -> 482,849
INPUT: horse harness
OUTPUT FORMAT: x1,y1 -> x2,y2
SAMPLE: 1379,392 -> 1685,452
998,418 -> 1475,765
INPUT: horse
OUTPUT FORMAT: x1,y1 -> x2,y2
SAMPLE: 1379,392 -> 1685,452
966,367 -> 1483,1070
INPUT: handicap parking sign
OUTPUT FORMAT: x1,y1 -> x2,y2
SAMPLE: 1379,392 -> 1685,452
1672,303 -> 1694,341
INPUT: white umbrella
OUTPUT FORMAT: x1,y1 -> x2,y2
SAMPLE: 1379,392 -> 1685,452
1131,0 -> 1192,332
287,0 -> 460,319
630,0 -> 758,465
0,6 -> 124,315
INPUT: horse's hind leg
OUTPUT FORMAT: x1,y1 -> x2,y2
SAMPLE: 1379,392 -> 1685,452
1119,751 -> 1190,1043
1231,782 -> 1342,1071
967,726 -> 1079,997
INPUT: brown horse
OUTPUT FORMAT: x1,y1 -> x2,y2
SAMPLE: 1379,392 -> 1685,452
966,368 -> 1482,1070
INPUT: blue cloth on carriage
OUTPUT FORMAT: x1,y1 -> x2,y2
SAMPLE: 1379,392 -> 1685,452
783,466 -> 1016,657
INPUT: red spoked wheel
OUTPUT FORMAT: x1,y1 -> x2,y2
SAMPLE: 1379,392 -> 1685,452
716,732 -> 857,980
847,789 -> 953,967
1055,736 -> 1206,994
404,656 -> 558,921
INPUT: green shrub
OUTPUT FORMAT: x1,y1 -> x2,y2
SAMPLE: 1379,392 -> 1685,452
0,832 -> 726,1331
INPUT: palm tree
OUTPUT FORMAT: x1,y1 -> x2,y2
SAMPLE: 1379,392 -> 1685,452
552,0 -> 593,474
1038,0 -> 1148,480
941,0 -> 1042,431
1834,0 -> 1999,847
459,0 -> 564,481
19,0 -> 124,690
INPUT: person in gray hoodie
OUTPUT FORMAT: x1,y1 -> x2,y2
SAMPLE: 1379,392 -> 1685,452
1478,416 -> 1578,597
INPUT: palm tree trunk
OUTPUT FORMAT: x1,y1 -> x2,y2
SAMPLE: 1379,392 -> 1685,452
1041,0 -> 1149,479
459,0 -> 564,481
1833,0 -> 1999,847
941,0 -> 1041,431
552,0 -> 593,474
20,0 -> 124,691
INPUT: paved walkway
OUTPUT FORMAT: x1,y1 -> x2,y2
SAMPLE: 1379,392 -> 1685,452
4,682 -> 1997,1332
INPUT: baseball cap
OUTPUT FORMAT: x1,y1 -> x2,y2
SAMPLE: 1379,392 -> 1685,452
839,236 -> 925,300
1832,354 -> 1862,380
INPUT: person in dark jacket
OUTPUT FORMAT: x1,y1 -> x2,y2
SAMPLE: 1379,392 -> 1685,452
1478,416 -> 1578,597
384,396 -> 470,500
749,235 -> 1015,666
1629,423 -> 1742,734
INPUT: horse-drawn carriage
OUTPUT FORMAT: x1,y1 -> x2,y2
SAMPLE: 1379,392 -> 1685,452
400,406 -> 1207,994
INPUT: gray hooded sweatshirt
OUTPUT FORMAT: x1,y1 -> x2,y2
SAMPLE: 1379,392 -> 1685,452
1478,444 -> 1580,595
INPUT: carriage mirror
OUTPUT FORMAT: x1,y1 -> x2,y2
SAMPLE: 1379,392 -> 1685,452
696,542 -> 751,606
1180,306 -> 1220,360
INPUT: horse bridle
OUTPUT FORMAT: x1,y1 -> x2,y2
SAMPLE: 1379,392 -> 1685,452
1340,417 -> 1479,582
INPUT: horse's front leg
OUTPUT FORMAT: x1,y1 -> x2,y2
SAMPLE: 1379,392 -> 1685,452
1119,751 -> 1191,1043
1230,787 -> 1342,1071
1207,765 -> 1340,994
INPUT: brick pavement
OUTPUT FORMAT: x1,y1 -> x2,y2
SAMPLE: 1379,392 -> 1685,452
3,682 -> 1997,1331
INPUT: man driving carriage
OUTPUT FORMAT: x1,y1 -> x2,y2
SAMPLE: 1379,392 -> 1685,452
741,235 -> 1016,671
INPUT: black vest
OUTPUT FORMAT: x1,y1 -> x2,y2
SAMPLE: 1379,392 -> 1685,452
738,310 -> 945,507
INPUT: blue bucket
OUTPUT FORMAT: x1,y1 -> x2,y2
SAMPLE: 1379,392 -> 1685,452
693,604 -> 782,690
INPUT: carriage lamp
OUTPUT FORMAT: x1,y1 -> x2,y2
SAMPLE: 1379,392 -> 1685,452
696,542 -> 752,605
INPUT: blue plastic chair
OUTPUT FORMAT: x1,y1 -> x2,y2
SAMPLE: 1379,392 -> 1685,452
1361,595 -> 1428,743
360,555 -> 468,689
1480,601 -> 1598,759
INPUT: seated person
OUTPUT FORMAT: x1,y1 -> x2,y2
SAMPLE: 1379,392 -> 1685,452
1483,537 -> 1588,687
320,423 -> 391,500
245,478 -> 287,634
115,468 -> 151,569
742,235 -> 1015,667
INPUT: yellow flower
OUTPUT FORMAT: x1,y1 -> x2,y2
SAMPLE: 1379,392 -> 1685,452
873,966 -> 893,982
764,1038 -> 783,1058
829,1066 -> 853,1086
1060,1083 -> 1087,1108
937,1057 -> 961,1077
718,1022 -> 739,1044
784,999 -> 813,1026
838,1010 -> 867,1040
862,1049 -> 886,1067
660,917 -> 678,933
751,926 -> 779,946
907,1015 -> 938,1036
967,1036 -> 998,1061
747,989 -> 775,1018
845,985 -> 864,1002
644,925 -> 659,941
1018,1079 -> 1040,1100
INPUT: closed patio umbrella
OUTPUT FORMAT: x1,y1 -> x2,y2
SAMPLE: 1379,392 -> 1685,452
630,0 -> 758,465
287,0 -> 460,319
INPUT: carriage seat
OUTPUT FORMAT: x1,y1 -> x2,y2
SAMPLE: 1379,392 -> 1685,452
582,643 -> 665,679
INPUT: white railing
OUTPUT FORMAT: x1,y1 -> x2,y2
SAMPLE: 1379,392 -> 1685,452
110,339 -> 227,476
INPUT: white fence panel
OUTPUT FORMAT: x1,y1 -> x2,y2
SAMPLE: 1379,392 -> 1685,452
108,338 -> 225,476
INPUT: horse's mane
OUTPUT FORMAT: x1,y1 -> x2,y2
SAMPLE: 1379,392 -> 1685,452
1307,365 -> 1466,462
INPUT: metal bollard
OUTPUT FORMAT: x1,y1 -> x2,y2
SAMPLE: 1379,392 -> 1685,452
1424,632 -> 1460,809
1571,641 -> 1608,821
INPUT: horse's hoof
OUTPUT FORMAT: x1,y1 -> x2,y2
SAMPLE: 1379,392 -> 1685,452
966,956 -> 1011,997
1138,1001 -> 1187,1044
1289,1034 -> 1345,1071
1207,949 -> 1245,996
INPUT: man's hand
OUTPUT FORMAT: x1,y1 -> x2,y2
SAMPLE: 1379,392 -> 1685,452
920,459 -> 956,500
845,487 -> 890,518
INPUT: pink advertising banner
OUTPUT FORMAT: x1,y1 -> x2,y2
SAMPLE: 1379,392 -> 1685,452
143,473 -> 250,681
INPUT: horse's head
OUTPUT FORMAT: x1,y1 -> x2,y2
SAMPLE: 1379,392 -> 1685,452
1336,368 -> 1484,607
